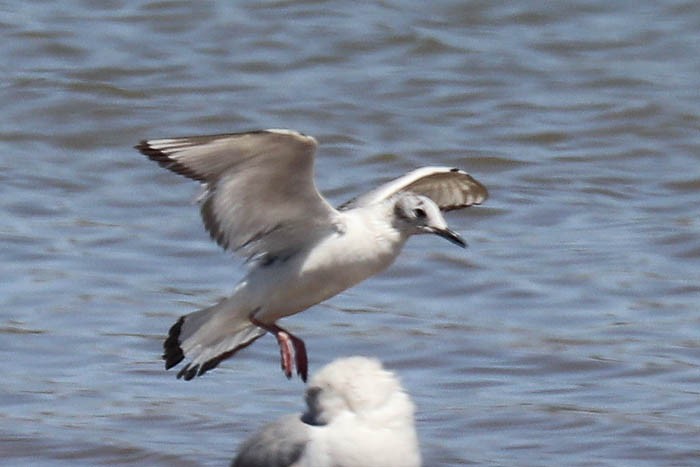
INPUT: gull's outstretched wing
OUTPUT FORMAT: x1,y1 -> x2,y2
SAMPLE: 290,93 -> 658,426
341,166 -> 488,211
137,130 -> 338,259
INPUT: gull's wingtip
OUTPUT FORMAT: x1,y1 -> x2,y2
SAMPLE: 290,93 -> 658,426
163,316 -> 185,370
134,139 -> 149,152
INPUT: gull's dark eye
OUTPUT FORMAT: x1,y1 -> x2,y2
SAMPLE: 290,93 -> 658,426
413,208 -> 426,219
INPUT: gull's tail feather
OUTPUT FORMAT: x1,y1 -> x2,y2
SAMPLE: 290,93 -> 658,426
162,298 -> 266,380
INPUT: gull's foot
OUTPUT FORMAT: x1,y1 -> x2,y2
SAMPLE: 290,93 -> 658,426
290,334 -> 307,381
276,331 -> 294,379
251,317 -> 308,381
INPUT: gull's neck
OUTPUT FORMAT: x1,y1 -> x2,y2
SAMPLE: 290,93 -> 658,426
344,200 -> 409,253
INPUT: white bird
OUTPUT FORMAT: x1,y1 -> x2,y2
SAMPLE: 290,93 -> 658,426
137,129 -> 487,381
231,356 -> 421,467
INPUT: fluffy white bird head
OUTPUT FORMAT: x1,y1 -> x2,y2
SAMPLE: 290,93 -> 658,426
303,356 -> 414,427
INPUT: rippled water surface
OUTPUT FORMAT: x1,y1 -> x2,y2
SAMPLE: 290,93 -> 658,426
2,1 -> 700,465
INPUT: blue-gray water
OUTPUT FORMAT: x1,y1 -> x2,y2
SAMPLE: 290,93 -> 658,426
2,1 -> 700,465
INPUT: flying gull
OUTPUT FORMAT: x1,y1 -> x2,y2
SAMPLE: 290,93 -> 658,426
136,129 -> 488,380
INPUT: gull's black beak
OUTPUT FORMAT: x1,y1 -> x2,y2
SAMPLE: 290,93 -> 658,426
431,227 -> 467,248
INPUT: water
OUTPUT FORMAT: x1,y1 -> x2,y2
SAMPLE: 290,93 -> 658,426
2,1 -> 700,465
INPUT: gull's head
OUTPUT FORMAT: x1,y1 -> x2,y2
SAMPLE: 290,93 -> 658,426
392,193 -> 466,248
302,357 -> 413,426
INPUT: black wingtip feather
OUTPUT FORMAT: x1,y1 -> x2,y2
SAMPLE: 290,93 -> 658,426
178,364 -> 197,381
163,316 -> 185,370
136,140 -> 205,182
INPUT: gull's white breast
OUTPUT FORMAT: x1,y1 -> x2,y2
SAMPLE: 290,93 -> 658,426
247,206 -> 406,323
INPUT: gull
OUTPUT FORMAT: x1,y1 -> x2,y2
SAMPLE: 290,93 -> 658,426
136,129 -> 487,381
231,356 -> 421,467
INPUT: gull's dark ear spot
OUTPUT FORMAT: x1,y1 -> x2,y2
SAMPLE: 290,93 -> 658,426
412,208 -> 426,219
393,201 -> 409,221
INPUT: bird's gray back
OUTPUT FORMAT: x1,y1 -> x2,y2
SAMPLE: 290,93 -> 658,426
232,414 -> 309,467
